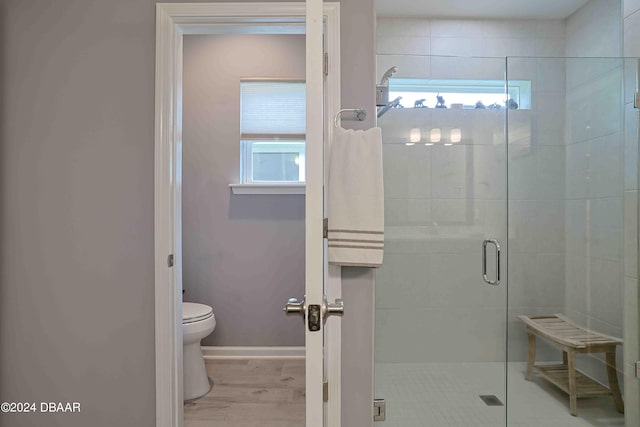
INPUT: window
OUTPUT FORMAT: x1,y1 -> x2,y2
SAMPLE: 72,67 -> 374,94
388,78 -> 531,110
240,80 -> 306,183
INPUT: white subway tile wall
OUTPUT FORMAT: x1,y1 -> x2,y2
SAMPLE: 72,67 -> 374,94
376,17 -> 567,364
376,18 -> 565,81
376,19 -> 565,362
563,1 -> 625,397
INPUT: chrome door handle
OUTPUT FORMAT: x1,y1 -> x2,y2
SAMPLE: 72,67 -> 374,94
283,295 -> 343,326
322,296 -> 344,324
283,296 -> 306,321
482,239 -> 501,286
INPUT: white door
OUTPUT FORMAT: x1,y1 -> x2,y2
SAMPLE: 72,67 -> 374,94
282,1 -> 343,426
305,1 -> 325,426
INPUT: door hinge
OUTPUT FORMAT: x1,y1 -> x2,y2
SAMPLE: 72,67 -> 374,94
636,361 -> 640,378
635,91 -> 640,109
323,52 -> 329,76
167,254 -> 174,267
323,218 -> 328,238
323,381 -> 329,402
373,398 -> 386,421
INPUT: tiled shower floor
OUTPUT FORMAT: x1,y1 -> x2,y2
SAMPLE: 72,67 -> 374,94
375,362 -> 625,427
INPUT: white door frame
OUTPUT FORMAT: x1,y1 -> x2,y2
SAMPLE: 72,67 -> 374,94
154,3 -> 341,426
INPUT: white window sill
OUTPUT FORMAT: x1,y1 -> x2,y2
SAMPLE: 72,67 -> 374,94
229,183 -> 305,195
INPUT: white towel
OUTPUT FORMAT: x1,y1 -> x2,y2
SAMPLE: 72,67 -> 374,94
328,127 -> 384,267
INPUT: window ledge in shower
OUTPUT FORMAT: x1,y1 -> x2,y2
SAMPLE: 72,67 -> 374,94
229,183 -> 305,195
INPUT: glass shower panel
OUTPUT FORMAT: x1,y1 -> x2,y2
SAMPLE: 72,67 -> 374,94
506,56 -> 639,426
375,54 -> 508,427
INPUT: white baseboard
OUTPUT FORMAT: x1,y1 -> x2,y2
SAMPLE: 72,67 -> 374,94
201,346 -> 305,360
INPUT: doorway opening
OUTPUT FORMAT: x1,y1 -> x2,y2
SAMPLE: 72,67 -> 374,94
154,3 -> 341,427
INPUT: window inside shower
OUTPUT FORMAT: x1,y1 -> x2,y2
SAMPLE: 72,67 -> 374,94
388,78 -> 531,110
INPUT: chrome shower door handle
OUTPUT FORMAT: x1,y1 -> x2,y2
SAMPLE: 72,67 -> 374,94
482,239 -> 501,286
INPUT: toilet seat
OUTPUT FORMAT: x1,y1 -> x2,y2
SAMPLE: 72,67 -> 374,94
183,302 -> 213,324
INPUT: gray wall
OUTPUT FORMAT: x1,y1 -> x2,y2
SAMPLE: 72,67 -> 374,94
0,0 -> 376,426
182,34 -> 306,346
1,1 -> 156,426
340,0 -> 377,426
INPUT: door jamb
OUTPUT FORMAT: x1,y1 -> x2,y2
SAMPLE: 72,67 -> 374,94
154,3 -> 342,426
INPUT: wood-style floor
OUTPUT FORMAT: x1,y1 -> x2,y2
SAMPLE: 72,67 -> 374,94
184,359 -> 305,427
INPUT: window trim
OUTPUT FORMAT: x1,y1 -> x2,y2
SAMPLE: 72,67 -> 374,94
229,182 -> 305,195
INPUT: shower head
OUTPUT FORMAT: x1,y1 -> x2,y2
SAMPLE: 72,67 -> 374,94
376,66 -> 398,107
379,66 -> 398,85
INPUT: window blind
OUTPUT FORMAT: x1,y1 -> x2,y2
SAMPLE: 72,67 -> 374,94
240,81 -> 306,134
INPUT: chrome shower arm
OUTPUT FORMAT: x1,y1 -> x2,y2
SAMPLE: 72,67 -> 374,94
377,96 -> 402,118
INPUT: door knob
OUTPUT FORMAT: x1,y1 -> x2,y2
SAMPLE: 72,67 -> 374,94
283,296 -> 306,320
283,295 -> 344,329
322,296 -> 344,324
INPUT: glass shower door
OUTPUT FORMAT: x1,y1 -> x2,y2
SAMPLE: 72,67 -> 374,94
375,55 -> 508,426
506,56 -> 639,427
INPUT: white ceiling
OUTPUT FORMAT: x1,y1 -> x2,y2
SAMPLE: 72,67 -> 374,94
376,0 -> 590,19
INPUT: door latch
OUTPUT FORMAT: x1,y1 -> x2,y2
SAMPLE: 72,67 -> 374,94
308,296 -> 344,331
308,304 -> 321,331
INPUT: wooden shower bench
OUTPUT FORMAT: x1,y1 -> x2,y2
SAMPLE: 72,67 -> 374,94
517,314 -> 624,416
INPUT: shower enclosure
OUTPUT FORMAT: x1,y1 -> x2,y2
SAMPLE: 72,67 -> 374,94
375,55 -> 639,426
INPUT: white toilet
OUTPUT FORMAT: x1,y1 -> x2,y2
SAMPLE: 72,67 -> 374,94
183,302 -> 216,401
